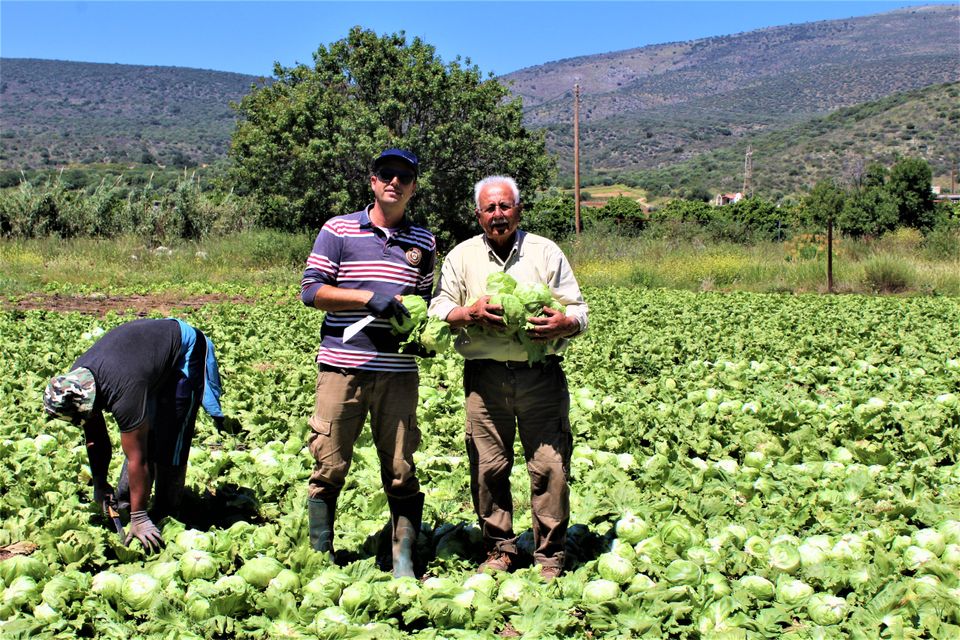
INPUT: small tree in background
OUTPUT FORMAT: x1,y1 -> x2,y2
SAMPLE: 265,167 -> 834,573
805,179 -> 846,292
799,180 -> 845,229
229,27 -> 553,249
887,157 -> 935,230
838,186 -> 899,237
595,195 -> 646,232
523,193 -> 576,241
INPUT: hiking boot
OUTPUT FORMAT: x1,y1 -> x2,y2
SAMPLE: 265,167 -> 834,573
538,564 -> 562,581
478,550 -> 512,573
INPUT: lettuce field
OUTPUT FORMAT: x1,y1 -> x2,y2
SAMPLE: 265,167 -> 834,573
2,287 -> 959,639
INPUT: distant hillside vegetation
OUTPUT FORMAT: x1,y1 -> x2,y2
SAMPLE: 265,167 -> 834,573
504,4 -> 959,183
610,82 -> 960,200
1,4 -> 958,198
0,59 -> 264,169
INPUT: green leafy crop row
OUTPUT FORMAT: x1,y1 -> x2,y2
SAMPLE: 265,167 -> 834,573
1,288 -> 958,638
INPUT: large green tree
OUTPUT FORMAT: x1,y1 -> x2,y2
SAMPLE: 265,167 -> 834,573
838,186 -> 899,237
228,27 -> 554,248
886,157 -> 935,230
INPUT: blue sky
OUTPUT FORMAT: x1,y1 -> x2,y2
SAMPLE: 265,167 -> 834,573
1,1 -> 952,77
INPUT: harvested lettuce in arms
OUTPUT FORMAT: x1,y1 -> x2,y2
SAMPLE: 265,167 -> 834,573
514,282 -> 553,313
389,296 -> 452,356
486,272 -> 517,295
483,273 -> 522,335
518,330 -> 548,364
517,283 -> 566,363
420,316 -> 453,355
390,295 -> 428,335
488,293 -> 525,335
475,272 -> 568,363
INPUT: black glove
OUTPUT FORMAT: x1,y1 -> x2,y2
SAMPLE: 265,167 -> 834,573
92,481 -> 117,517
125,510 -> 164,553
400,341 -> 434,358
366,293 -> 410,323
213,416 -> 241,435
93,481 -> 113,505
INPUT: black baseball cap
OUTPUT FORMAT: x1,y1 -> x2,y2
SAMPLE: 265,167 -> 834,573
373,148 -> 419,174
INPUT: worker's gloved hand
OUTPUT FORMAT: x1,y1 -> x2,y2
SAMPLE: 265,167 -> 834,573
92,479 -> 117,514
125,510 -> 164,553
366,293 -> 410,323
213,416 -> 241,435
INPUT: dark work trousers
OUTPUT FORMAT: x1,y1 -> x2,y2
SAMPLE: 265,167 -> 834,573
117,327 -> 206,509
464,357 -> 573,569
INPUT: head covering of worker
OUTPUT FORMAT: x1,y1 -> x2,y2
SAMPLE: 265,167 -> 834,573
43,367 -> 97,424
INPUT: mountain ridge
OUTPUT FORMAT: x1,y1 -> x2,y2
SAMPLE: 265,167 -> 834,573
1,4 -> 958,196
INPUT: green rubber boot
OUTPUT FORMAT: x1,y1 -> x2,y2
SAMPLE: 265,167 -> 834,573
307,497 -> 336,561
389,493 -> 424,579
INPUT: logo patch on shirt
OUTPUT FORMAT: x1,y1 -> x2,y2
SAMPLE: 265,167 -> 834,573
405,247 -> 423,266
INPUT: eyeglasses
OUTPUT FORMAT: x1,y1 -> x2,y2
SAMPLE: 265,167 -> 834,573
480,202 -> 518,213
375,167 -> 416,186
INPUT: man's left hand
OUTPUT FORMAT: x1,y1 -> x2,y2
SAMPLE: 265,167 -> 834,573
125,510 -> 164,553
213,416 -> 241,435
525,306 -> 578,342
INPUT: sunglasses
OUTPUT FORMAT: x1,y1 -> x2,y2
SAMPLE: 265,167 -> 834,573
375,167 -> 416,185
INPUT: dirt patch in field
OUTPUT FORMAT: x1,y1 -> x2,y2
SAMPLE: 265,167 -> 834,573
5,292 -> 259,317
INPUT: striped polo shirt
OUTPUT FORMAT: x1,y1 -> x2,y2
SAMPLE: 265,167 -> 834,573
300,206 -> 436,372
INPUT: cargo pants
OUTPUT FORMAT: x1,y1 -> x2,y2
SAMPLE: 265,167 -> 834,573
307,366 -> 421,502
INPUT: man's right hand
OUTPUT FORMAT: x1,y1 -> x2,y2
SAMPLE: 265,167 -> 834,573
366,292 -> 410,323
92,479 -> 116,514
465,296 -> 507,330
125,510 -> 164,553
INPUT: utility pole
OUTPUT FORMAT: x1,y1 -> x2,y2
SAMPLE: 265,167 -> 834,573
742,145 -> 753,197
827,218 -> 834,293
574,83 -> 582,235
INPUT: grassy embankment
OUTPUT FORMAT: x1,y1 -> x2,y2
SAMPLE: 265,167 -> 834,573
1,227 -> 958,297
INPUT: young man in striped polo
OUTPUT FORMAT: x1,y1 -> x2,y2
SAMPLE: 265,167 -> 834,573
299,148 -> 436,578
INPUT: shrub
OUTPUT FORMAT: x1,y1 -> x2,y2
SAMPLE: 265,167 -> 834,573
922,227 -> 960,260
862,257 -> 916,293
175,181 -> 207,240
726,197 -> 783,241
596,196 -> 646,231
877,227 -> 923,253
524,195 -> 577,241
649,199 -> 714,224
